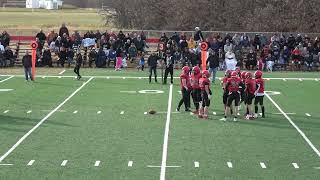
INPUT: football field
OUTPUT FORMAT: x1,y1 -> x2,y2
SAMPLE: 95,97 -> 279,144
0,69 -> 320,180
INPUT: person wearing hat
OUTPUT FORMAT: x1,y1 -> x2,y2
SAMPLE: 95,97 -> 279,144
163,50 -> 174,84
22,51 -> 33,81
74,50 -> 82,80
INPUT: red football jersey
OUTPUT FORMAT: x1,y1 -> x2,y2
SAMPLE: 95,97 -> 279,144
199,77 -> 210,91
227,77 -> 242,92
255,78 -> 265,96
245,79 -> 256,94
191,74 -> 201,89
180,74 -> 191,90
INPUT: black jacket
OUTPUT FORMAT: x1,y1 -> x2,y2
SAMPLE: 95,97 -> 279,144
22,54 -> 32,68
207,54 -> 219,68
148,54 -> 159,68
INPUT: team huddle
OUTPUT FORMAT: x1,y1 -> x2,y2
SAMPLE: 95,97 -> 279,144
177,66 -> 265,121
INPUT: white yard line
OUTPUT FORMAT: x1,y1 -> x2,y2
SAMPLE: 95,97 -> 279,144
266,93 -> 320,158
3,110 -> 9,114
213,112 -> 217,115
305,113 -> 311,117
148,165 -> 181,168
73,110 -> 78,114
97,111 -> 102,114
227,162 -> 233,168
0,77 -> 94,163
94,160 -> 101,167
144,112 -> 148,115
61,160 -> 68,166
1,74 -> 320,81
27,110 -> 32,114
128,161 -> 133,167
260,162 -> 267,169
120,111 -> 125,114
59,69 -> 66,75
194,161 -> 199,168
0,76 -> 14,83
0,163 -> 13,166
160,84 -> 173,180
273,112 -> 296,115
27,160 -> 35,166
292,163 -> 299,169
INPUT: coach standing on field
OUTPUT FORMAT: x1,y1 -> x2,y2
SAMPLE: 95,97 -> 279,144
22,51 -> 33,81
148,52 -> 159,83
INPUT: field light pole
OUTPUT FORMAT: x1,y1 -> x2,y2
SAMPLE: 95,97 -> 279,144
200,42 -> 208,71
30,41 -> 38,81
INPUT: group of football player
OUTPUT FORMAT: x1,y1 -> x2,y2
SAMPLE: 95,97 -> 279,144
176,66 -> 265,121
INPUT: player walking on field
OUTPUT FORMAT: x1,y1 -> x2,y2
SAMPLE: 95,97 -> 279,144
244,72 -> 256,119
176,66 -> 191,112
198,70 -> 212,119
190,66 -> 202,114
254,70 -> 265,118
74,50 -> 82,80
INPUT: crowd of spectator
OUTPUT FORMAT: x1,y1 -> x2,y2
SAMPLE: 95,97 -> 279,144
1,25 -> 320,72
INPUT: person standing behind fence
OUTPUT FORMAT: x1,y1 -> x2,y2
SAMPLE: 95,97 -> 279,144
22,51 -> 33,81
148,52 -> 159,83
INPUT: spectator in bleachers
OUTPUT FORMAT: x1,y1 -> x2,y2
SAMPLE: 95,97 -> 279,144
194,27 -> 204,43
96,48 -> 107,68
282,46 -> 291,69
140,31 -> 147,41
36,29 -> 46,46
253,34 -> 261,50
292,46 -> 301,70
304,50 -> 314,71
42,47 -> 53,67
260,34 -> 268,47
0,42 -> 4,67
223,39 -> 233,53
265,53 -> 275,72
128,43 -> 138,63
72,31 -> 82,46
47,30 -> 58,46
207,49 -> 219,83
180,32 -> 187,41
4,46 -> 14,67
134,35 -> 147,52
171,32 -> 180,45
107,48 -> 116,67
88,47 -> 97,68
160,33 -> 169,44
187,37 -> 196,50
295,34 -> 303,45
246,49 -> 257,70
240,33 -> 250,47
232,33 -> 241,51
59,23 -> 69,37
117,30 -> 125,42
0,31 -> 10,48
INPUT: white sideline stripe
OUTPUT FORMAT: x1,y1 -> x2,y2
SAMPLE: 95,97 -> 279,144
0,163 -> 13,166
265,93 -> 320,157
313,167 -> 320,169
2,74 -> 320,81
227,162 -> 233,168
97,111 -> 102,114
316,79 -> 319,82
58,76 -> 62,79
160,84 -> 173,180
73,110 -> 78,114
138,77 -> 142,79
273,112 -> 296,115
292,163 -> 299,169
59,70 -> 66,75
194,161 -> 199,168
120,91 -> 137,94
299,79 -> 303,81
42,76 -> 46,79
123,77 -> 126,79
283,79 -> 287,81
61,160 -> 68,166
128,161 -> 133,167
27,160 -> 35,166
3,110 -> 9,114
27,110 -> 32,114
0,76 -> 14,83
148,165 -> 181,168
260,162 -> 266,169
120,111 -> 124,114
213,112 -> 217,115
94,161 -> 101,167
0,77 -> 94,163
144,112 -> 147,115
306,113 -> 311,117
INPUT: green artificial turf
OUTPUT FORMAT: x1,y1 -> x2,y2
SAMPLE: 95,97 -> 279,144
0,69 -> 320,180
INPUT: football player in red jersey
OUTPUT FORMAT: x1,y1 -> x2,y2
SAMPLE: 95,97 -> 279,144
221,71 -> 245,121
244,72 -> 256,119
198,70 -> 212,119
176,66 -> 191,112
190,66 -> 202,114
239,71 -> 247,106
221,70 -> 232,111
254,70 -> 265,118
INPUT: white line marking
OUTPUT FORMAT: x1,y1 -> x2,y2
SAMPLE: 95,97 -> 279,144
120,111 -> 124,114
316,79 -> 319,82
283,79 -> 287,81
27,110 -> 32,114
27,160 -> 35,166
3,110 -> 9,114
58,76 -> 62,79
128,161 -> 133,167
94,161 -> 101,167
61,160 -> 68,166
123,77 -> 126,79
42,76 -> 46,79
0,163 -> 13,166
144,112 -> 147,115
313,167 -> 320,169
147,165 -> 181,168
299,79 -> 303,81
160,84 -> 173,180
213,112 -> 217,115
138,77 -> 142,79
190,112 -> 193,115
266,78 -> 270,81
292,163 -> 299,169
305,113 -> 311,117
0,76 -> 14,83
106,77 -> 110,79
260,162 -> 266,169
194,161 -> 199,168
266,93 -> 320,157
97,111 -> 102,114
59,70 -> 66,75
120,91 -> 137,94
273,112 -> 296,115
73,110 -> 78,114
227,162 -> 233,168
0,77 -> 94,163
